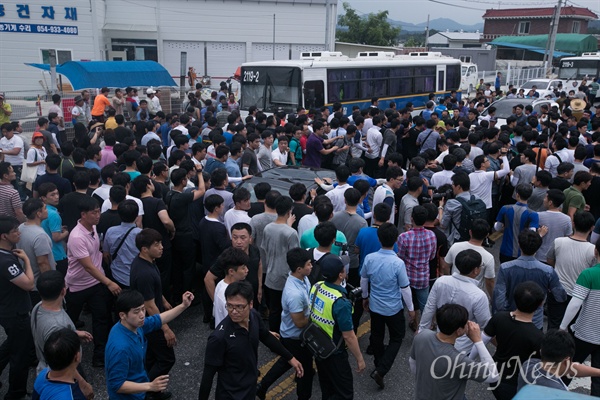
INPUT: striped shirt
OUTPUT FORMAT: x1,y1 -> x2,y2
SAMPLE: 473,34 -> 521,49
397,227 -> 437,289
0,182 -> 22,218
571,264 -> 600,344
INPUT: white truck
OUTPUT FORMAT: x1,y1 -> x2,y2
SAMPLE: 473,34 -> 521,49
461,63 -> 478,95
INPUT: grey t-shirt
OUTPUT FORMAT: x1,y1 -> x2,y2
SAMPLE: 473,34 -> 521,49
31,302 -> 76,372
257,144 -> 273,171
512,164 -> 537,199
17,223 -> 55,287
536,211 -> 573,262
398,194 -> 420,233
250,213 -> 277,265
331,211 -> 367,270
527,187 -> 548,212
517,358 -> 568,392
261,223 -> 300,291
411,329 -> 489,400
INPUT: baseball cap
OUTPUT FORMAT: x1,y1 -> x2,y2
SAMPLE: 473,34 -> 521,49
32,132 -> 44,141
319,254 -> 345,280
146,88 -> 157,95
74,95 -> 83,103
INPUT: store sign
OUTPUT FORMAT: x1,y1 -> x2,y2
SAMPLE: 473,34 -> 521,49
0,4 -> 78,35
0,4 -> 77,20
0,22 -> 77,34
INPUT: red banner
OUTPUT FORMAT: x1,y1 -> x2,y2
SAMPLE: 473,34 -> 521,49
62,98 -> 75,123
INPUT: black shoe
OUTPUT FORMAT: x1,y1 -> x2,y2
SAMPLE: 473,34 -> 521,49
255,383 -> 266,400
366,344 -> 374,355
370,370 -> 385,389
92,359 -> 104,368
145,391 -> 172,400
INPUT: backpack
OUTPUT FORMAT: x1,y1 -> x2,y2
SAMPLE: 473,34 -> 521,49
451,195 -> 487,242
308,249 -> 330,285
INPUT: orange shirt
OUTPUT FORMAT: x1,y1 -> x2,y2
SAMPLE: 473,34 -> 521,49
532,147 -> 549,169
91,94 -> 111,116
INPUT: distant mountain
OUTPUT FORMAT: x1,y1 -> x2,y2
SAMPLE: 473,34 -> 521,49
388,17 -> 484,33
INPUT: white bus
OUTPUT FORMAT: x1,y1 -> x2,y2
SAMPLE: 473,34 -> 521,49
558,52 -> 600,91
239,51 -> 462,116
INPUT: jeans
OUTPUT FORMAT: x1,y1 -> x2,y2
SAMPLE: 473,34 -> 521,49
155,246 -> 172,301
315,349 -> 354,400
257,338 -> 314,400
411,287 -> 429,312
370,309 -> 406,377
0,314 -> 35,399
65,283 -> 113,364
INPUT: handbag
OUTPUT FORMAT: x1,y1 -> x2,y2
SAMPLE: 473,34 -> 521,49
21,149 -> 39,183
300,283 -> 343,360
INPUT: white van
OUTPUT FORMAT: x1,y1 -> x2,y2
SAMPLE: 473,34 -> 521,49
461,63 -> 478,94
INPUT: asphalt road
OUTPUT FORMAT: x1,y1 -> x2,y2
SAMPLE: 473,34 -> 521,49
0,237 -> 594,399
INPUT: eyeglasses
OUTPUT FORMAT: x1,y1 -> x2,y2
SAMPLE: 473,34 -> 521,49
226,303 -> 249,312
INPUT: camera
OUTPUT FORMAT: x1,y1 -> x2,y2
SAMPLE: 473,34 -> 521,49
345,283 -> 363,303
422,184 -> 454,204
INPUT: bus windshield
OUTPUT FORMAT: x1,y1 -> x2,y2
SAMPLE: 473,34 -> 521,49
240,66 -> 301,113
558,59 -> 600,80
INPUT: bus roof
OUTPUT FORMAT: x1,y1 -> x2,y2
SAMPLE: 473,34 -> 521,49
561,52 -> 600,60
242,52 -> 461,69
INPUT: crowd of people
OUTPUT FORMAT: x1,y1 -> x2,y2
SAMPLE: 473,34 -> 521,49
0,81 -> 600,400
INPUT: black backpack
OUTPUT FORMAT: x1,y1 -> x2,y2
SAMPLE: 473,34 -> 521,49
451,195 -> 487,242
308,249 -> 330,285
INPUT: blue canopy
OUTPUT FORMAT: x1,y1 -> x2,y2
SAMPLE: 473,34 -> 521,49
26,61 -> 177,90
488,42 -> 575,58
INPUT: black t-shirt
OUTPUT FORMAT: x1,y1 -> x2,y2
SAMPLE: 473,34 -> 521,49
165,190 -> 195,235
548,177 -> 571,192
63,166 -> 90,187
141,197 -> 171,249
0,249 -> 32,317
130,256 -> 164,312
291,203 -> 313,231
247,202 -> 265,218
424,226 -> 448,283
584,176 -> 600,220
484,311 -> 543,383
58,192 -> 92,232
198,218 -> 231,269
154,181 -> 170,203
33,173 -> 72,198
241,148 -> 259,176
97,210 -> 121,240
209,245 -> 260,299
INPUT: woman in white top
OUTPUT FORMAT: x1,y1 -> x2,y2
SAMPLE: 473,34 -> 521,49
27,132 -> 47,176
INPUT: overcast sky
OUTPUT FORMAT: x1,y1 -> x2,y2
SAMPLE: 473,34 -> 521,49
342,0 -> 600,25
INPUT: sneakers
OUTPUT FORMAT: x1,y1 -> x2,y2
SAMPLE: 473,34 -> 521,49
370,370 -> 385,389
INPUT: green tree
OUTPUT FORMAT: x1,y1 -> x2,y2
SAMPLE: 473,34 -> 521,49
336,2 -> 401,47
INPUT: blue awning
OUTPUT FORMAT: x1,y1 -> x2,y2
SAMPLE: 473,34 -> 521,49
26,61 -> 177,90
488,42 -> 575,58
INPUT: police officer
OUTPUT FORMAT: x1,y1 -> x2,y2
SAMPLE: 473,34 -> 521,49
309,254 -> 365,399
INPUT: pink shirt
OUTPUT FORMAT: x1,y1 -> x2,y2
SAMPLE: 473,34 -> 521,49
66,221 -> 104,292
99,146 -> 116,168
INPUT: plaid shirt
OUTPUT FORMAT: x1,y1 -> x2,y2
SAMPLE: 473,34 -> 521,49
397,227 -> 437,289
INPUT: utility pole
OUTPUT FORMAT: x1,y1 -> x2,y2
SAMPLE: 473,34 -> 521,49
425,14 -> 430,50
273,14 -> 276,60
543,0 -> 562,74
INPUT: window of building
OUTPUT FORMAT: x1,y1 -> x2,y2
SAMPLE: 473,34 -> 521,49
41,49 -> 72,65
111,39 -> 158,61
459,56 -> 472,63
572,21 -> 580,33
518,21 -> 530,34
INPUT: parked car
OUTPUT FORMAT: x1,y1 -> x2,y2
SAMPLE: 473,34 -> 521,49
479,97 -> 558,127
237,166 -> 336,201
518,79 -> 563,99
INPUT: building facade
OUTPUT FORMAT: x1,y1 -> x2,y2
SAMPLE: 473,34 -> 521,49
427,31 -> 483,49
0,0 -> 336,92
482,6 -> 597,42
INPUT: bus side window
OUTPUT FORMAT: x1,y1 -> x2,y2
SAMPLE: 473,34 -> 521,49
304,80 -> 324,109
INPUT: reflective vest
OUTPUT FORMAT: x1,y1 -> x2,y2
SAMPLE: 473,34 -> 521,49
309,282 -> 351,339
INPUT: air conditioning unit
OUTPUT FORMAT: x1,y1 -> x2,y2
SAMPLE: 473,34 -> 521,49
355,51 -> 396,59
300,51 -> 348,61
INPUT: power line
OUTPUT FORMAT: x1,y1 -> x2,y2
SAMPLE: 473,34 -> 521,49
427,0 -> 488,11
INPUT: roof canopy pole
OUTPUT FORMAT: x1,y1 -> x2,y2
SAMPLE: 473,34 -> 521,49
49,50 -> 57,95
543,0 -> 563,74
